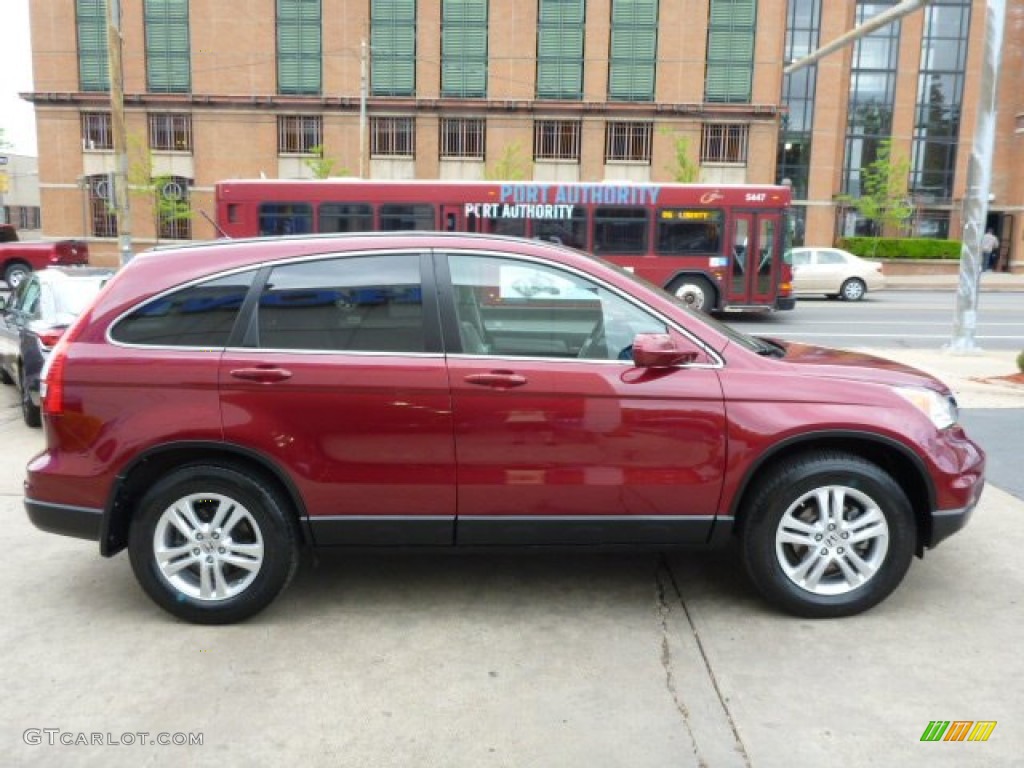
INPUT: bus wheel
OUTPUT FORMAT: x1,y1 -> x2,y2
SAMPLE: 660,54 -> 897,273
671,277 -> 715,312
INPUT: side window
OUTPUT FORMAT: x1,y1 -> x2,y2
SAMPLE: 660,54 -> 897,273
319,203 -> 373,233
448,254 -> 664,360
111,271 -> 256,346
593,207 -> 648,254
257,254 -> 425,353
13,278 -> 42,316
818,250 -> 845,265
534,207 -> 589,250
790,250 -> 810,267
379,204 -> 435,231
656,209 -> 723,255
258,203 -> 313,236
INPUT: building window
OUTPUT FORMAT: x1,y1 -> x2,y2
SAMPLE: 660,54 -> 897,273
910,0 -> 971,204
371,116 -> 415,157
371,0 -> 416,96
705,0 -> 756,103
144,0 -> 191,93
277,115 -> 322,154
534,120 -> 581,161
277,0 -> 322,95
842,2 -> 901,197
442,0 -> 487,98
82,113 -> 113,151
605,121 -> 652,163
156,176 -> 192,240
86,174 -> 118,237
608,0 -> 657,102
148,113 -> 193,151
701,123 -> 748,163
537,0 -> 584,100
777,0 -> 821,202
77,0 -> 109,92
440,118 -> 485,159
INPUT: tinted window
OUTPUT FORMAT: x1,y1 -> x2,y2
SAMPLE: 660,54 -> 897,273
593,207 -> 648,254
448,254 -> 664,360
379,204 -> 434,231
656,209 -> 723,254
112,271 -> 256,346
319,203 -> 373,233
258,203 -> 313,236
818,250 -> 847,265
257,255 -> 425,353
12,277 -> 41,315
534,208 -> 589,250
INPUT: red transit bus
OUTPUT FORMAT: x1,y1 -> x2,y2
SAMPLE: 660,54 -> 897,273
214,179 -> 795,312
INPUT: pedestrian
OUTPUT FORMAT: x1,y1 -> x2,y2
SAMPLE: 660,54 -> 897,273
981,228 -> 999,271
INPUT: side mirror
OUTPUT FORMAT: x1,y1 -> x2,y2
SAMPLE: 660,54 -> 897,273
632,333 -> 698,368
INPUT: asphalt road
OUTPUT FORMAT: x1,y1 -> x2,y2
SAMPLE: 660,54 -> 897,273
726,290 -> 1024,350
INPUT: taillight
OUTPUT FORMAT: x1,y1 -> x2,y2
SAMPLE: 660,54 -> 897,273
41,312 -> 89,417
36,327 -> 67,350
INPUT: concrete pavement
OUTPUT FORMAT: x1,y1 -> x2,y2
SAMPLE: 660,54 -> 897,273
0,352 -> 1021,767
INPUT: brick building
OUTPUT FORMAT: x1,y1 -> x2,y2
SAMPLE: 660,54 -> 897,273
22,0 -> 1024,269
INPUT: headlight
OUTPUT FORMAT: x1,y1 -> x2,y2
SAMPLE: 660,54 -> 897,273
894,386 -> 958,429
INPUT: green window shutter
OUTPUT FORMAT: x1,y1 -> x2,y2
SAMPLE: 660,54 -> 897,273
278,0 -> 322,95
608,0 -> 657,102
77,0 -> 110,92
705,0 -> 755,103
441,0 -> 487,98
145,0 -> 191,93
537,0 -> 584,100
371,0 -> 417,96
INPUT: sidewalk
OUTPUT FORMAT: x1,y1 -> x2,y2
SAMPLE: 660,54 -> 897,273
883,270 -> 1024,292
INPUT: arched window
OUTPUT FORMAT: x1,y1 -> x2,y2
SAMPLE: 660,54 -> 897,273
86,174 -> 118,237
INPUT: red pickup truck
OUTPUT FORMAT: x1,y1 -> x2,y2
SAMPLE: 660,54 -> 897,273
1,224 -> 90,289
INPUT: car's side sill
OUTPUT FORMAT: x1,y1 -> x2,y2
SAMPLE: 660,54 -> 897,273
457,515 -> 717,547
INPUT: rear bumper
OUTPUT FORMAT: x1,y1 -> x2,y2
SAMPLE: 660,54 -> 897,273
25,498 -> 103,542
775,296 -> 796,311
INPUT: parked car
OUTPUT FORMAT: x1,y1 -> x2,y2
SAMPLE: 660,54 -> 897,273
0,267 -> 114,426
0,224 -> 91,289
24,233 -> 984,624
788,247 -> 886,300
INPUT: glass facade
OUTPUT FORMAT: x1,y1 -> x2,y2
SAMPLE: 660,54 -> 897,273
777,0 -> 821,202
842,1 -> 900,198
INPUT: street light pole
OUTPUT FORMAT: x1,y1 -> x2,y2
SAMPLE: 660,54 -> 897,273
947,0 -> 1006,353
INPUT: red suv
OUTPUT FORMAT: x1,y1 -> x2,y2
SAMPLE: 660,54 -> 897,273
25,233 -> 985,623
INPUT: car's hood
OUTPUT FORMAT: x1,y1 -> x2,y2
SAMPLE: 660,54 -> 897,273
766,339 -> 950,393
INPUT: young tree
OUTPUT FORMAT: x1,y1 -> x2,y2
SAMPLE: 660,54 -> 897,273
663,133 -> 699,183
485,141 -> 529,181
304,145 -> 349,179
840,138 -> 913,253
127,136 -> 192,243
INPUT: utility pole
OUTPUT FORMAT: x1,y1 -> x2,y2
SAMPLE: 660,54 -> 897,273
359,37 -> 368,178
107,0 -> 133,265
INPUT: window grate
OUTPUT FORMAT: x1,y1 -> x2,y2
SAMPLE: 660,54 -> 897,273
82,113 -> 113,151
277,115 -> 323,154
605,121 -> 652,162
533,120 -> 581,161
700,123 -> 748,163
440,118 -> 486,159
371,116 -> 415,157
148,113 -> 193,151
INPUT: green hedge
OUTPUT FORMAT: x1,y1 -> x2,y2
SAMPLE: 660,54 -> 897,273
836,237 -> 962,260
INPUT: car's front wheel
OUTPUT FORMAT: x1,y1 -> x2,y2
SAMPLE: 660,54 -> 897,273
740,452 -> 915,618
128,464 -> 300,624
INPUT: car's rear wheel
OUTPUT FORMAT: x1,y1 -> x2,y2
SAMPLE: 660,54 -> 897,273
20,367 -> 41,427
740,452 -> 915,618
4,262 -> 30,289
128,464 -> 299,624
840,278 -> 867,301
670,276 -> 715,312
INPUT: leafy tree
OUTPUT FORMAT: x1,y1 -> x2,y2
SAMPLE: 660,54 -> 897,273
304,145 -> 348,179
839,138 -> 912,253
127,135 -> 192,243
663,133 -> 699,183
485,141 -> 529,181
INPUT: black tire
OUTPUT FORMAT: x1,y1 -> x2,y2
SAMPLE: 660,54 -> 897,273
669,276 -> 716,313
740,452 -> 915,618
840,278 -> 867,301
128,464 -> 300,624
20,367 -> 41,427
4,262 -> 30,290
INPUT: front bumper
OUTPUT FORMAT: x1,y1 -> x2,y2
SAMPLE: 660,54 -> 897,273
25,498 -> 103,542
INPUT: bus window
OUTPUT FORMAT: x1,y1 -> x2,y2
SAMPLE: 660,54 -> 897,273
534,208 -> 589,250
482,218 -> 527,237
380,203 -> 435,231
259,203 -> 313,236
320,203 -> 373,233
593,207 -> 647,254
656,209 -> 722,254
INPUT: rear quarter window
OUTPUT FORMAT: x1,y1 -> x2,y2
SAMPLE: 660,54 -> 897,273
110,271 -> 256,347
